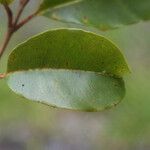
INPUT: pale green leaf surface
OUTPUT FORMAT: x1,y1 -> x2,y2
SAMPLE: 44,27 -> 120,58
7,29 -> 130,76
7,69 -> 125,111
43,0 -> 150,30
39,0 -> 81,12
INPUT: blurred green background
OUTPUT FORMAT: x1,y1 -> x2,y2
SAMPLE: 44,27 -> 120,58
0,1 -> 150,150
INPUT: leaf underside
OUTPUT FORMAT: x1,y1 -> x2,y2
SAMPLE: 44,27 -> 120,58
43,0 -> 150,30
7,70 -> 125,111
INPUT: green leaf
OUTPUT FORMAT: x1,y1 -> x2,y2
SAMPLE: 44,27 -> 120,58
7,70 -> 125,111
6,29 -> 129,111
43,0 -> 150,31
7,29 -> 130,76
39,0 -> 81,12
0,0 -> 14,4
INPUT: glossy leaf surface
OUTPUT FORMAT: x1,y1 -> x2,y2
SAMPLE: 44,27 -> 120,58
7,29 -> 130,77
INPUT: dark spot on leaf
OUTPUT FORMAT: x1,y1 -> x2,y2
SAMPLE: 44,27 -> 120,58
22,84 -> 25,87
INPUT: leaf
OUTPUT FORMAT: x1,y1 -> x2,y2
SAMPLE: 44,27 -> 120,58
38,0 -> 81,12
0,0 -> 14,4
6,29 -> 129,111
43,0 -> 150,31
7,29 -> 130,76
7,70 -> 125,111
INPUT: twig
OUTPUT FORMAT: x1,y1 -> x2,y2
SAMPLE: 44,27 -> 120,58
0,28 -> 13,58
0,4 -> 13,58
0,1 -> 39,79
14,0 -> 30,26
14,10 -> 39,31
3,4 -> 13,27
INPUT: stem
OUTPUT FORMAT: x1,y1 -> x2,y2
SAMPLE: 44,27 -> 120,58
0,28 -> 13,58
0,4 -> 13,58
14,0 -> 30,26
0,0 -> 31,59
14,10 -> 39,31
0,0 -> 39,79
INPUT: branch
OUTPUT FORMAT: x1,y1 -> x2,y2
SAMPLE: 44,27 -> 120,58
0,0 -> 38,59
0,0 -> 39,73
14,10 -> 39,31
0,29 -> 13,58
0,4 -> 13,58
3,4 -> 13,28
14,0 -> 30,26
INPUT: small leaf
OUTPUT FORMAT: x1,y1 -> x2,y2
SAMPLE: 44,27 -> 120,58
7,29 -> 129,111
38,0 -> 81,12
7,29 -> 130,76
0,0 -> 14,4
43,0 -> 150,30
7,70 -> 125,111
